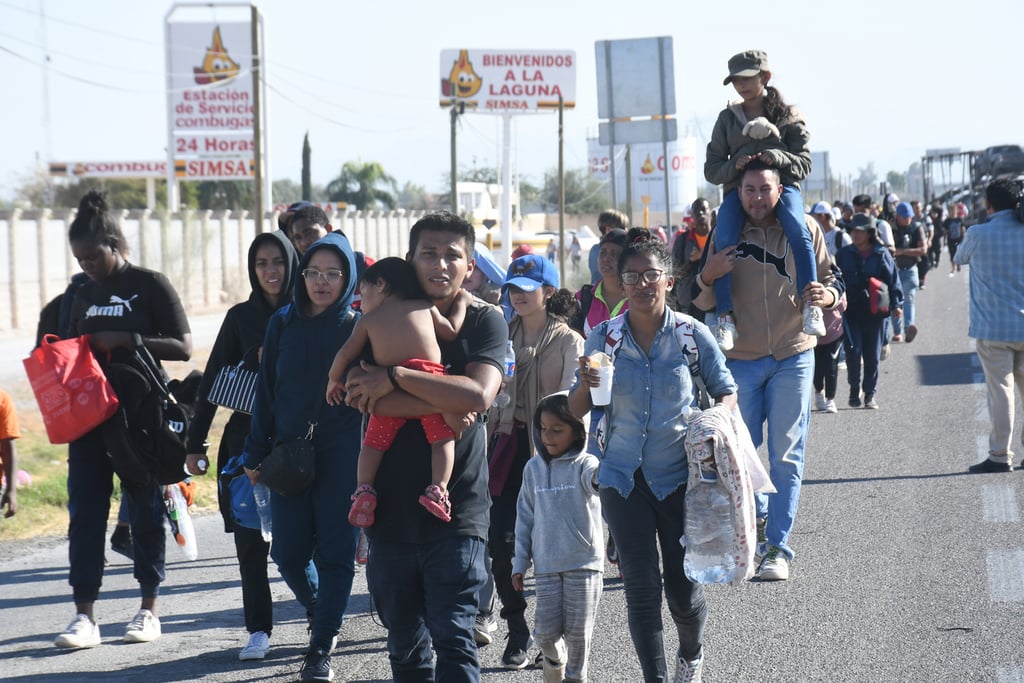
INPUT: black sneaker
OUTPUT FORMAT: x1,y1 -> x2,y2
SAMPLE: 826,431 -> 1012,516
110,525 -> 133,560
968,458 -> 1013,474
300,648 -> 333,681
848,391 -> 862,408
863,393 -> 879,410
501,630 -> 533,670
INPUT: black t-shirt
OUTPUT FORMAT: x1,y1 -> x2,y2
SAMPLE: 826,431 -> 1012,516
894,223 -> 924,269
370,299 -> 508,544
70,262 -> 190,365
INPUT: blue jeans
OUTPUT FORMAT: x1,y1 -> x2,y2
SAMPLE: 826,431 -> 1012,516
844,314 -> 886,397
894,268 -> 919,335
367,534 -> 487,683
68,429 -> 165,604
269,445 -> 357,652
714,185 -> 816,316
727,350 -> 813,560
600,471 -> 706,682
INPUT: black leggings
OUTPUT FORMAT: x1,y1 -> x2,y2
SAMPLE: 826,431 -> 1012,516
812,338 -> 843,400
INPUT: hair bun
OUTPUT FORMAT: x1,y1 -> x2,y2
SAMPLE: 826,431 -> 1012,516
77,190 -> 109,216
626,227 -> 653,244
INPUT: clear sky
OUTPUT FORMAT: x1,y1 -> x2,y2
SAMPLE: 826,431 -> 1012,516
1,0 -> 1018,204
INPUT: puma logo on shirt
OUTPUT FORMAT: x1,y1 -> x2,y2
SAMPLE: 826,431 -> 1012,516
735,241 -> 793,284
85,294 -> 140,318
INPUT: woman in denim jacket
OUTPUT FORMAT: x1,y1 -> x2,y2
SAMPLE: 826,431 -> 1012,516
569,229 -> 737,683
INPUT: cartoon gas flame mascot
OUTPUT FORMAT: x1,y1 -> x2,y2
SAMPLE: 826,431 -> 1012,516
441,50 -> 482,99
193,26 -> 240,85
641,155 -> 656,175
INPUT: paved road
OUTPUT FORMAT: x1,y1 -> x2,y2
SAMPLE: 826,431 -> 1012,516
3,267 -> 1024,682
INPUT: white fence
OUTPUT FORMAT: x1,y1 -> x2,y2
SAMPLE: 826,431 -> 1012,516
0,208 -> 424,333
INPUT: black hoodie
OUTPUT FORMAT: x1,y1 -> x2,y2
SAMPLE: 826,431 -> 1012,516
185,230 -> 298,457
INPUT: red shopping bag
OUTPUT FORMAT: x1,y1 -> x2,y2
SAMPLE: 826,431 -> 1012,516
23,334 -> 120,444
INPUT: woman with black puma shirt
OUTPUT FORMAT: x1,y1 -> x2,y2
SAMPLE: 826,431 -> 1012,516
54,191 -> 191,650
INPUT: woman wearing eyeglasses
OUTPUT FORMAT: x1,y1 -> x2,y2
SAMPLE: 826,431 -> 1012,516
569,229 -> 737,683
241,232 -> 362,682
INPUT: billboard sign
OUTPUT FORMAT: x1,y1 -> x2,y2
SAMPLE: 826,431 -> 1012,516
166,20 -> 256,181
439,49 -> 576,112
50,161 -> 166,179
588,137 -> 698,214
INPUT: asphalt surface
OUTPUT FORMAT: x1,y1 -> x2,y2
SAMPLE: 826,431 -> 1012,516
3,266 -> 1024,682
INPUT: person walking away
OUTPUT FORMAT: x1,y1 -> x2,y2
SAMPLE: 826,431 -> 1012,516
512,394 -> 602,683
954,179 -> 1024,473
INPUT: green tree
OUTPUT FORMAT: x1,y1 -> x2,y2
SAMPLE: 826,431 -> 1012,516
398,181 -> 431,210
273,179 -> 301,205
301,132 -> 312,200
326,160 -> 398,210
180,180 -> 254,211
539,167 -> 611,214
886,170 -> 907,195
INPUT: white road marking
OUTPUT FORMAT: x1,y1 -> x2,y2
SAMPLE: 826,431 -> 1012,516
987,549 -> 1024,602
982,485 -> 1020,523
997,665 -> 1024,682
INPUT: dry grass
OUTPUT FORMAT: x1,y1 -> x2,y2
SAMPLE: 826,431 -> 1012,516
1,351 -> 226,541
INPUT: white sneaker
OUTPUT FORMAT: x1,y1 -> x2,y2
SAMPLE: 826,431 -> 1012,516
803,305 -> 826,336
54,614 -> 101,649
814,392 -> 827,411
239,630 -> 270,660
473,613 -> 497,645
758,547 -> 790,581
672,653 -> 704,683
824,399 -> 838,414
124,609 -> 161,643
714,314 -> 736,351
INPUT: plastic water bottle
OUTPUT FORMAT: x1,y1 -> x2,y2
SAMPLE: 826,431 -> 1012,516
682,466 -> 736,584
252,482 -> 273,543
165,484 -> 198,561
492,340 -> 516,408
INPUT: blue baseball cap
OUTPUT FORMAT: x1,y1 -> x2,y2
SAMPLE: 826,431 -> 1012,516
896,201 -> 914,219
503,254 -> 559,292
471,242 -> 505,286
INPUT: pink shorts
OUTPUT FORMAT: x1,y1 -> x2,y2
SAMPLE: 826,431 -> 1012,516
364,358 -> 454,451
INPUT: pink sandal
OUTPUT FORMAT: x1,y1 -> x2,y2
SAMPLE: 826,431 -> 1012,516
348,484 -> 377,528
418,484 -> 452,523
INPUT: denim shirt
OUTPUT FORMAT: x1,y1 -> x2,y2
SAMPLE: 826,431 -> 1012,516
575,308 -> 737,500
954,209 -> 1024,342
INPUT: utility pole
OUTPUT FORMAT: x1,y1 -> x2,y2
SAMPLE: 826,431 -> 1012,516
250,4 -> 265,231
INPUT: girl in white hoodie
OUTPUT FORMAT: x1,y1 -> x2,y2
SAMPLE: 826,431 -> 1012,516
512,394 -> 602,683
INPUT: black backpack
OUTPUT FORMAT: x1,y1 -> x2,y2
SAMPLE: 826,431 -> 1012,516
102,338 -> 202,486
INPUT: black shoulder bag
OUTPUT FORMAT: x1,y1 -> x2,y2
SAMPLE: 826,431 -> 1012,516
259,311 -> 354,496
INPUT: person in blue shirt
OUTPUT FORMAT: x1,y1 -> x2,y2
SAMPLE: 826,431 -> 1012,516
569,228 -> 737,683
954,179 -> 1024,473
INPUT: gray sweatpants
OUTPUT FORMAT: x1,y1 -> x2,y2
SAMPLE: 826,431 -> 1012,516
533,569 -> 603,682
